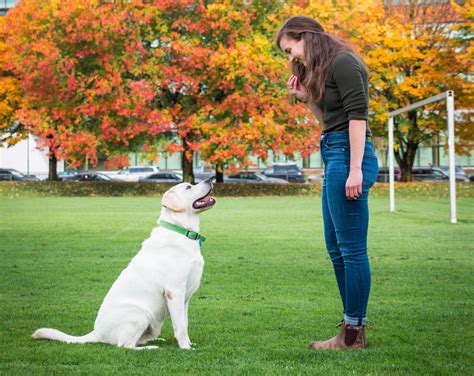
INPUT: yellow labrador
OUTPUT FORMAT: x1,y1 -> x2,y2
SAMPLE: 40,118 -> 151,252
33,178 -> 216,349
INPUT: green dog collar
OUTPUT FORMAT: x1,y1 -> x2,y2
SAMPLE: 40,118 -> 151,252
159,220 -> 206,246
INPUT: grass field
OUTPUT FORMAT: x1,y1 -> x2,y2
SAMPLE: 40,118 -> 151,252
1,195 -> 473,375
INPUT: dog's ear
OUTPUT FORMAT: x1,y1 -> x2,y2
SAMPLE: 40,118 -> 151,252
162,190 -> 186,212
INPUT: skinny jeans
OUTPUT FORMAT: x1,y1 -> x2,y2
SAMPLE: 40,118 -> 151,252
320,131 -> 378,326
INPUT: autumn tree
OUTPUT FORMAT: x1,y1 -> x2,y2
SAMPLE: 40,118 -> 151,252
3,0 -> 320,182
142,0 -> 319,182
283,0 -> 473,181
366,0 -> 473,181
196,1 -> 319,180
134,0 -> 216,183
3,0 -> 171,179
0,17 -> 23,146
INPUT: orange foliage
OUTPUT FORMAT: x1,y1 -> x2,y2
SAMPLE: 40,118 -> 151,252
2,0 -> 320,173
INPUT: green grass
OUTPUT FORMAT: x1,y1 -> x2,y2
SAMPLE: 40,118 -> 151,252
0,196 -> 473,375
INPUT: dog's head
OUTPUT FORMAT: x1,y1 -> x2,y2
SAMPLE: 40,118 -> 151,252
161,178 -> 216,214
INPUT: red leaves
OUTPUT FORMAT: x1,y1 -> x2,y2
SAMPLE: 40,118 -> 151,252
3,0 -> 320,172
3,0 -> 170,167
66,68 -> 77,97
104,155 -> 129,170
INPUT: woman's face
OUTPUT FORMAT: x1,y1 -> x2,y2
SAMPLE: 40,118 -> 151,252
279,35 -> 305,66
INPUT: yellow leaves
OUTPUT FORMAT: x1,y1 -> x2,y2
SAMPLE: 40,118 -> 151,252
206,3 -> 227,18
205,2 -> 249,35
276,0 -> 469,145
0,76 -> 22,134
450,0 -> 473,20
209,32 -> 281,87
397,76 -> 425,99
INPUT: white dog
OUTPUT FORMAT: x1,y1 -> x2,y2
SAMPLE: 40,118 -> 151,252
32,178 -> 216,350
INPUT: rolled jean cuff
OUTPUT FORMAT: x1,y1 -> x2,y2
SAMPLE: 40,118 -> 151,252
344,314 -> 366,327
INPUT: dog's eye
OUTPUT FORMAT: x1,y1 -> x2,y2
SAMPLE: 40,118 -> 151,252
186,185 -> 192,190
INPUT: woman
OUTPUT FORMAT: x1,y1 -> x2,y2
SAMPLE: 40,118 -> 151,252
277,16 -> 378,350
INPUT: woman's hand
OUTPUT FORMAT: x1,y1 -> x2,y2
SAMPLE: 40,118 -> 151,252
346,168 -> 363,200
287,75 -> 308,103
347,120 -> 366,200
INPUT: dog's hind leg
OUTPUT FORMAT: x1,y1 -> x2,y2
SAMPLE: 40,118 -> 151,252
138,321 -> 163,345
116,321 -> 158,350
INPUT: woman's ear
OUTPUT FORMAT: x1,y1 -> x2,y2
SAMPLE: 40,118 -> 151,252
162,190 -> 186,212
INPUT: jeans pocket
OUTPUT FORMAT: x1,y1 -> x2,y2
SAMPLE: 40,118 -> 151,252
364,153 -> 378,160
362,156 -> 378,189
325,139 -> 349,151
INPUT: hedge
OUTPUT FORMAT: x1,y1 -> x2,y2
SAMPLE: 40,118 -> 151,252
0,181 -> 472,198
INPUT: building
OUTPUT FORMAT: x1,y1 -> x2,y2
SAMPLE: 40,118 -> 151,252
0,0 -> 17,16
0,136 -> 64,180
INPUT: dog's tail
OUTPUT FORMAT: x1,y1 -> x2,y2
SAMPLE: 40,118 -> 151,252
32,328 -> 97,344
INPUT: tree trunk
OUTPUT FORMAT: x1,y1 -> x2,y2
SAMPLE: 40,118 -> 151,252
432,133 -> 440,166
48,151 -> 58,181
396,141 -> 418,182
181,137 -> 195,183
394,111 -> 420,182
302,156 -> 310,169
215,163 -> 224,183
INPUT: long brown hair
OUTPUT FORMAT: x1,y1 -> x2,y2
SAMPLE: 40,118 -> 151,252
276,16 -> 362,104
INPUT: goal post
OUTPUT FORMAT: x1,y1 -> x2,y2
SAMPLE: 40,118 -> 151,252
387,90 -> 457,224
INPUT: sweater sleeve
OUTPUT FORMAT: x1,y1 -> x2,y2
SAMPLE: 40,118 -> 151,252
332,53 -> 368,121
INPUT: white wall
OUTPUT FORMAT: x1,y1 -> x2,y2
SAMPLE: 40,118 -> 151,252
0,134 -> 64,179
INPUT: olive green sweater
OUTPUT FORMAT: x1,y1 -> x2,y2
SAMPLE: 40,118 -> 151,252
321,52 -> 371,135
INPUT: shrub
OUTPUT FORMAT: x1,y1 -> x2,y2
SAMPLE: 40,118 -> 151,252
0,181 -> 472,198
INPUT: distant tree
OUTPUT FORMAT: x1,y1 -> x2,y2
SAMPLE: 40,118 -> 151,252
197,1 -> 319,180
3,0 -> 320,182
144,0 -> 319,182
0,17 -> 23,146
3,0 -> 171,180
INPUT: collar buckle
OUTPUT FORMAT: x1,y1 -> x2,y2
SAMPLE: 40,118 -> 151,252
186,230 -> 199,240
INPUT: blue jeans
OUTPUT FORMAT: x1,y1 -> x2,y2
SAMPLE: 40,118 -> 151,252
320,131 -> 378,326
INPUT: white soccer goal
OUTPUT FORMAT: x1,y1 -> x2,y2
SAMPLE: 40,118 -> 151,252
388,90 -> 457,224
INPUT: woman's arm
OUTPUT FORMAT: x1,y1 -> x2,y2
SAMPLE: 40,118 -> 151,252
305,101 -> 323,124
287,75 -> 323,124
346,120 -> 366,199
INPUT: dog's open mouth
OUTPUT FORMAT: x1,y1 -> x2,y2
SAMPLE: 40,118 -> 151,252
193,193 -> 216,210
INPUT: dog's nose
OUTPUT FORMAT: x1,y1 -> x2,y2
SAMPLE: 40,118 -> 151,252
204,176 -> 215,185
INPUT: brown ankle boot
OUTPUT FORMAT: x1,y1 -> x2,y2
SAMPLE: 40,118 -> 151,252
308,323 -> 367,350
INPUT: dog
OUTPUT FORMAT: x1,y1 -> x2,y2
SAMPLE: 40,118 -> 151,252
32,178 -> 216,350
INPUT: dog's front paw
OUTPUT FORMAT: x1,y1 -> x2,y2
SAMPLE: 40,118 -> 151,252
178,339 -> 192,350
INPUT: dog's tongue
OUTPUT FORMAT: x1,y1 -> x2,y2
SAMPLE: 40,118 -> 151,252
193,196 -> 215,208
